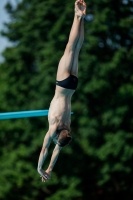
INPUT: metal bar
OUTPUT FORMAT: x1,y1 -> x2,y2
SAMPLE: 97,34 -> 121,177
0,110 -> 49,120
0,110 -> 74,120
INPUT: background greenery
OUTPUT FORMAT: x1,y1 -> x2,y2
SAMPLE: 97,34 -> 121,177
0,0 -> 133,199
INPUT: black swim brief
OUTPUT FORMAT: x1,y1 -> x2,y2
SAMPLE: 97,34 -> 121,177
56,74 -> 78,90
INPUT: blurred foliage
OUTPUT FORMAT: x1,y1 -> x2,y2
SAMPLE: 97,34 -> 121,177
0,0 -> 133,199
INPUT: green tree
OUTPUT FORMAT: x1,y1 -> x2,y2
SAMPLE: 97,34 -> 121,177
0,0 -> 133,199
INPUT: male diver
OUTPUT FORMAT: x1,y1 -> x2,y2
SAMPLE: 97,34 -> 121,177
37,0 -> 86,182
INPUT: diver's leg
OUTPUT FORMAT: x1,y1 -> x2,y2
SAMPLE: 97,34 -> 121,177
70,17 -> 84,76
56,0 -> 84,81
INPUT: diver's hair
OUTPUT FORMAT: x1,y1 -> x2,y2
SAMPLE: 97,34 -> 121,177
57,129 -> 72,147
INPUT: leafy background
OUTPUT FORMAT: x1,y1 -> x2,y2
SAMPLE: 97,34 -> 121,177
0,0 -> 133,199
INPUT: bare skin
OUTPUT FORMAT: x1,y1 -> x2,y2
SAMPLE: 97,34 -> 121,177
37,0 -> 86,182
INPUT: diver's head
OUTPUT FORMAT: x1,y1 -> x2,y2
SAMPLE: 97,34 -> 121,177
54,129 -> 72,147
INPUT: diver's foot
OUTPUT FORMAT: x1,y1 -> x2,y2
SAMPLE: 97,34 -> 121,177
75,0 -> 86,18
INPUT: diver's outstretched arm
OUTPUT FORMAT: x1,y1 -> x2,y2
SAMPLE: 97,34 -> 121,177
41,145 -> 62,182
37,131 -> 52,179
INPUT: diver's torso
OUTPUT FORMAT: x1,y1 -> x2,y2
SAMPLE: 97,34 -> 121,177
48,86 -> 75,129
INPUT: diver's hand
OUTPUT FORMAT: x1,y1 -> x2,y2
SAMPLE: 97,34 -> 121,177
39,169 -> 51,182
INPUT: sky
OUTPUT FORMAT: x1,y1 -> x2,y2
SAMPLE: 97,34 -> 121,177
0,0 -> 19,62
